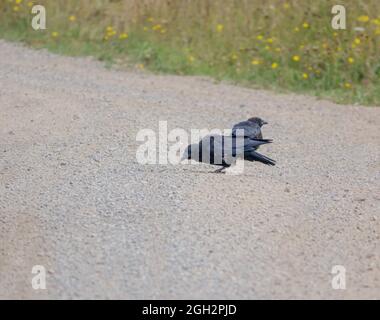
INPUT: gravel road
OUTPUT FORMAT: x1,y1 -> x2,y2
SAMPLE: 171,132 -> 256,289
0,40 -> 379,299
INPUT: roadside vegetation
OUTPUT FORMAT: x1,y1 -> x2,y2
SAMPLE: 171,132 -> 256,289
1,0 -> 379,105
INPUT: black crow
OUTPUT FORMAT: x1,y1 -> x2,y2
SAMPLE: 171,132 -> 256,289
232,117 -> 268,140
182,134 -> 275,173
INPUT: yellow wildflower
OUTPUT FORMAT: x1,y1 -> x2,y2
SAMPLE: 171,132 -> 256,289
302,73 -> 309,79
271,62 -> 279,69
357,15 -> 370,23
15,0 -> 22,4
68,15 -> 76,22
231,53 -> 238,61
51,32 -> 59,38
283,3 -> 290,9
147,17 -> 154,22
27,2 -> 33,7
344,82 -> 352,89
266,38 -> 274,43
13,6 -> 20,11
188,56 -> 195,63
216,24 -> 224,32
292,55 -> 300,62
251,59 -> 261,65
371,19 -> 380,25
347,57 -> 355,64
302,22 -> 309,29
294,27 -> 300,32
152,24 -> 162,31
256,35 -> 263,40
119,33 -> 128,40
354,38 -> 361,45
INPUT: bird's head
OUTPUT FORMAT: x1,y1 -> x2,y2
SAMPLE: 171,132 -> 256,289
247,117 -> 268,127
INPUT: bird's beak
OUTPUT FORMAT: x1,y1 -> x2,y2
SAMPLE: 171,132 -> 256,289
262,121 -> 268,125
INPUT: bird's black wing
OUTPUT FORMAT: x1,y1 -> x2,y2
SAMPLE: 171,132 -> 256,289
232,121 -> 262,139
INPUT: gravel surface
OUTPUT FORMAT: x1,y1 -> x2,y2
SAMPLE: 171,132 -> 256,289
0,40 -> 379,299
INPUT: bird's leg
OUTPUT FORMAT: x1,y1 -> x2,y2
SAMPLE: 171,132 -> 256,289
213,167 -> 226,173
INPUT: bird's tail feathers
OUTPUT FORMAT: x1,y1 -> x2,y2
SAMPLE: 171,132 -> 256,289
245,150 -> 276,166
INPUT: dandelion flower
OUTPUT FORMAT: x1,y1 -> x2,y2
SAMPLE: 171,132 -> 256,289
275,48 -> 281,52
294,27 -> 300,32
333,32 -> 338,37
371,19 -> 380,25
27,2 -> 34,7
106,26 -> 114,32
51,32 -> 59,38
256,35 -> 263,40
119,33 -> 128,40
302,73 -> 309,79
271,62 -> 279,69
251,59 -> 261,65
15,0 -> 22,4
13,6 -> 20,11
231,53 -> 238,61
152,24 -> 162,31
68,15 -> 76,22
266,38 -> 274,43
292,55 -> 300,62
302,22 -> 309,28
216,24 -> 224,32
143,26 -> 148,32
344,82 -> 352,89
283,3 -> 290,9
147,17 -> 154,22
188,56 -> 195,63
347,57 -> 355,64
357,15 -> 370,23
354,38 -> 361,45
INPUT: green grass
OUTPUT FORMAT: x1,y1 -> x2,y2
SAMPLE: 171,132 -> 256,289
1,0 -> 379,106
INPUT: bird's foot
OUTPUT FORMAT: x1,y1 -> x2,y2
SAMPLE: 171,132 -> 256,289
213,167 -> 226,173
